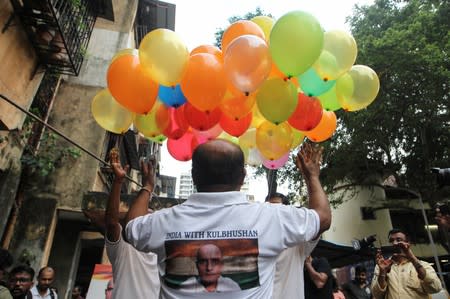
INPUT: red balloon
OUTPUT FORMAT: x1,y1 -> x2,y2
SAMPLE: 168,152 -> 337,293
163,106 -> 190,139
184,102 -> 222,131
167,131 -> 199,161
220,112 -> 252,137
288,93 -> 323,131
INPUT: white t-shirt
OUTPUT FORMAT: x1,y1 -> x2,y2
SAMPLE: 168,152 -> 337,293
125,191 -> 320,299
30,286 -> 58,299
105,226 -> 160,299
180,276 -> 241,293
272,240 -> 319,299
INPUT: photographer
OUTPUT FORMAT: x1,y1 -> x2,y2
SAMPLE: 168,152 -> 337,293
435,203 -> 450,230
371,228 -> 442,299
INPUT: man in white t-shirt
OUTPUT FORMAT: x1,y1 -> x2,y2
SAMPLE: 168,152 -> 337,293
266,193 -> 319,299
104,150 -> 160,299
125,140 -> 331,299
30,267 -> 57,299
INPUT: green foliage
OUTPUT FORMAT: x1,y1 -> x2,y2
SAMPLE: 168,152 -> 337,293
20,114 -> 82,179
319,0 -> 449,201
214,7 -> 273,48
265,0 -> 449,205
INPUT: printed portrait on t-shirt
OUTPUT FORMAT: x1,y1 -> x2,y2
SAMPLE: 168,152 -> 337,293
163,230 -> 259,293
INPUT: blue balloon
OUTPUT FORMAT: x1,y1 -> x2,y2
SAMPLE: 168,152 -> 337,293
298,68 -> 336,97
158,84 -> 187,107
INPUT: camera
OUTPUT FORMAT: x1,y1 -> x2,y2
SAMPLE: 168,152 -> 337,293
431,168 -> 450,187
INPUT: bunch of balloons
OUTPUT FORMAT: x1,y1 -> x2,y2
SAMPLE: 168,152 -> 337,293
91,10 -> 380,169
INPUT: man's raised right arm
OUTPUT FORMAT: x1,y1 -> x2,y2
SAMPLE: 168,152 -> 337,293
296,143 -> 331,235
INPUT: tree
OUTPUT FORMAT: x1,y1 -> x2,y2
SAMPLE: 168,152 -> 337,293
279,0 -> 449,205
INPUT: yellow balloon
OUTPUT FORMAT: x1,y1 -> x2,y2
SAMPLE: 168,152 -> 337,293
91,89 -> 134,134
239,128 -> 257,149
251,16 -> 275,42
139,28 -> 189,86
290,126 -> 306,149
256,77 -> 298,125
111,48 -> 138,63
134,100 -> 170,137
314,30 -> 357,81
217,133 -> 239,145
251,104 -> 266,128
256,121 -> 292,160
336,65 -> 380,111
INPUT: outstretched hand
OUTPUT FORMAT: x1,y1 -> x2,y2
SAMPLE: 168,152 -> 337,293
141,156 -> 156,189
109,148 -> 129,183
295,142 -> 323,180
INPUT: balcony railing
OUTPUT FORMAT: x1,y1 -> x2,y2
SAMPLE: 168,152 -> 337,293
8,0 -> 98,76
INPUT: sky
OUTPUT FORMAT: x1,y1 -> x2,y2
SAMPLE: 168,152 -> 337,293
158,0 -> 374,201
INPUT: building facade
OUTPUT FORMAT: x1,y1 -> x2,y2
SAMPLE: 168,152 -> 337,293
0,0 -> 175,297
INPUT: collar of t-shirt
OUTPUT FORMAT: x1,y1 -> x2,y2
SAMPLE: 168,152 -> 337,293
183,191 -> 248,207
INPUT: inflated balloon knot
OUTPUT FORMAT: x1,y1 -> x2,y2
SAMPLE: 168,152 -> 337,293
308,93 -> 313,97
323,78 -> 328,82
235,117 -> 239,121
245,92 -> 250,96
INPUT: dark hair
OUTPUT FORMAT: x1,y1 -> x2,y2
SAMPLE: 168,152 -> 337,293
355,265 -> 367,275
192,140 -> 245,190
388,228 -> 409,241
38,266 -> 54,278
73,285 -> 84,293
265,192 -> 290,205
10,265 -> 35,280
0,249 -> 13,271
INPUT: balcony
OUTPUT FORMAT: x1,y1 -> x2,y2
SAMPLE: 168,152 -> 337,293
6,0 -> 109,76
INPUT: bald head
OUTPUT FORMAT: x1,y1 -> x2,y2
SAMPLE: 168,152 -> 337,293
192,140 -> 246,192
37,266 -> 55,292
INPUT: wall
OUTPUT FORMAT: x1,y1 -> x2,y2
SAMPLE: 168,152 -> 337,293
0,0 -> 43,131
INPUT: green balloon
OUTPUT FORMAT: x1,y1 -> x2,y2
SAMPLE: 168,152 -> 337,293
317,85 -> 341,111
270,11 -> 324,77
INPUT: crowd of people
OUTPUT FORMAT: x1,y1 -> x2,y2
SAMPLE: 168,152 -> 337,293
0,139 -> 447,298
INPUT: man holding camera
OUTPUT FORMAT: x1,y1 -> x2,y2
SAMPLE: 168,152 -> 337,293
371,228 -> 442,299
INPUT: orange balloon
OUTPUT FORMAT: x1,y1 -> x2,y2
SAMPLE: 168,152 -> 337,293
180,53 -> 227,113
190,45 -> 223,61
221,20 -> 265,53
107,54 -> 158,114
304,110 -> 337,142
224,35 -> 272,93
220,92 -> 256,120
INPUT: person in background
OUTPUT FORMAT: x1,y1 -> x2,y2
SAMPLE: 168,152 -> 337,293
0,249 -> 13,299
371,228 -> 442,299
104,149 -> 160,299
8,265 -> 34,299
342,265 -> 370,299
30,267 -> 57,299
267,192 -> 321,299
332,276 -> 346,299
70,285 -> 84,299
304,255 -> 333,299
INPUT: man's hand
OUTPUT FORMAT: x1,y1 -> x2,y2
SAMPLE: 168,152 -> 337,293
141,156 -> 156,190
110,148 -> 129,183
375,249 -> 393,274
295,142 -> 323,179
